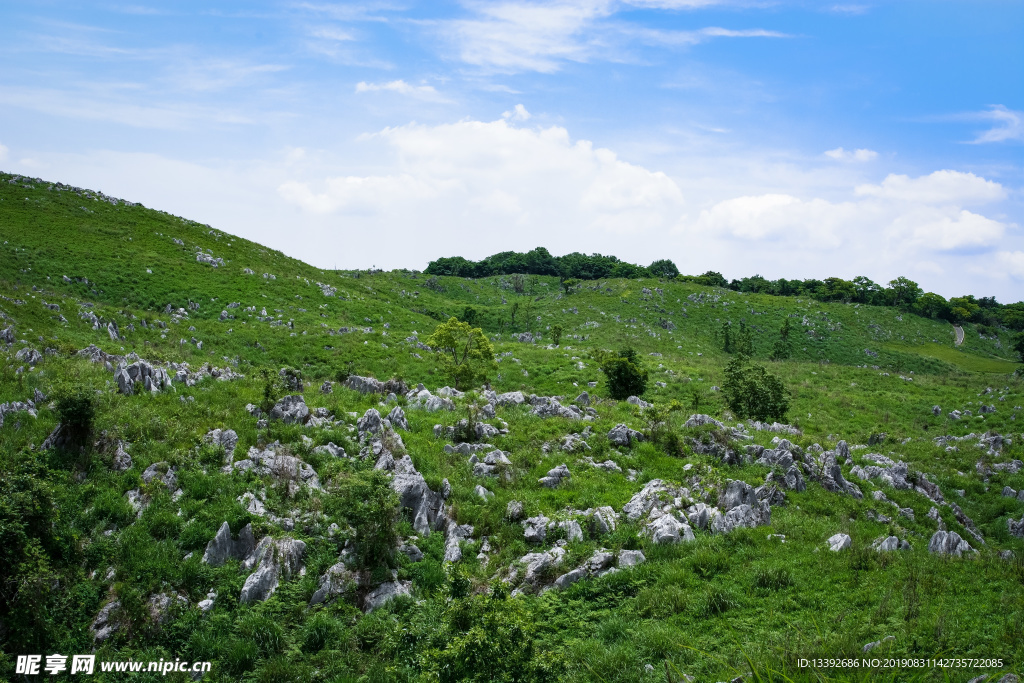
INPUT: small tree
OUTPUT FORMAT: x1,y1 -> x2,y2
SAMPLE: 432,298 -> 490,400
721,322 -> 733,353
551,324 -> 563,346
770,317 -> 792,360
1014,333 -> 1024,363
426,317 -> 496,391
461,306 -> 478,326
735,321 -> 754,356
560,278 -> 580,296
722,355 -> 790,422
600,347 -> 648,400
340,470 -> 399,576
54,389 -> 95,456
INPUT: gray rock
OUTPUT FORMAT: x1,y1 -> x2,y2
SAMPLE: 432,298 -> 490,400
141,462 -> 178,491
202,522 -> 256,566
607,423 -> 644,447
711,503 -> 770,534
618,549 -> 646,568
343,375 -> 385,394
506,500 -> 525,521
310,562 -> 357,605
425,395 -> 456,412
147,592 -> 187,625
239,537 -> 306,603
204,428 -> 238,464
444,522 -> 474,562
558,519 -> 584,542
626,395 -> 652,408
828,533 -> 852,552
645,515 -> 694,544
932,405 -> 941,416
90,600 -> 121,642
719,480 -> 757,511
518,546 -> 567,585
574,391 -> 590,406
623,479 -> 677,522
387,406 -> 409,430
862,635 -> 895,653
928,530 -> 974,556
391,465 -> 446,536
496,391 -> 526,406
684,413 -> 726,429
269,395 -> 309,424
875,536 -> 899,552
320,380 -> 333,394
400,543 -> 424,562
1008,515 -> 1024,539
357,408 -> 384,434
363,580 -> 412,612
523,515 -> 549,544
474,484 -> 495,501
539,463 -> 571,488
15,347 -> 43,365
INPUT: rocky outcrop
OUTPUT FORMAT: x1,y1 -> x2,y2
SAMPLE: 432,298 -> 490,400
269,395 -> 309,424
239,537 -> 307,603
225,443 -> 321,490
828,533 -> 852,552
389,456 -> 446,535
928,530 -> 974,556
203,428 -> 238,464
115,359 -> 173,395
309,562 -> 358,605
607,423 -> 644,447
202,522 -> 257,566
387,406 -> 409,430
90,600 -> 121,642
364,581 -> 412,612
531,397 -> 585,420
539,464 -> 571,488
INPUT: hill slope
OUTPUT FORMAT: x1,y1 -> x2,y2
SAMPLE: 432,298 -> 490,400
1,171 -> 1023,682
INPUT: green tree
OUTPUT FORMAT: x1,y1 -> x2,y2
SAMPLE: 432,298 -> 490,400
735,320 -> 754,356
550,324 -> 563,346
560,278 -> 580,295
913,292 -> 950,319
887,276 -> 923,309
338,470 -> 399,575
721,322 -> 733,353
461,306 -> 478,326
599,347 -> 648,400
722,355 -> 790,421
1013,333 -> 1024,363
851,276 -> 882,304
426,317 -> 496,390
770,317 -> 793,360
648,259 -> 679,278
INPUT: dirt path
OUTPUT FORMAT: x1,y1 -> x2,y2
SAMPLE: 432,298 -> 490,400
953,325 -> 964,346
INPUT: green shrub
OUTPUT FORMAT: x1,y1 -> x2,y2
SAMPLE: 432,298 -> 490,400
336,470 -> 399,572
599,347 -> 648,400
753,567 -> 794,590
722,354 -> 790,421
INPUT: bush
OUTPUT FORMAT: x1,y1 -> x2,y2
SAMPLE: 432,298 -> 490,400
599,347 -> 648,400
722,354 -> 790,421
54,389 -> 95,452
550,324 -> 563,346
426,317 -> 496,390
336,470 -> 399,573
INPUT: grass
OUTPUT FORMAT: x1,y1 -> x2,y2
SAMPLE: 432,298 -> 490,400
1,170 -> 1023,681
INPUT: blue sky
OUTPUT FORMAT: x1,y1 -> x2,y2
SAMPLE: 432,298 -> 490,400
1,0 -> 1022,299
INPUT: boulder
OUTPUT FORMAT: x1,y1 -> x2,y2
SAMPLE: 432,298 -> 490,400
719,480 -> 757,511
425,395 -> 456,412
574,391 -> 590,406
496,391 -> 526,406
539,463 -> 571,488
387,406 -> 410,430
309,562 -> 357,605
1008,515 -> 1024,539
202,522 -> 257,566
90,600 -> 121,642
239,537 -> 306,603
363,581 -> 412,612
391,466 -> 446,536
828,533 -> 852,552
618,549 -> 646,568
523,515 -> 549,544
228,444 -> 321,490
623,479 -> 676,522
711,503 -> 770,534
519,547 -> 567,585
141,462 -> 178,491
357,408 -> 384,434
343,375 -> 385,394
444,522 -> 474,562
645,515 -> 695,544
928,530 -> 974,556
203,428 -> 238,464
15,347 -> 43,365
607,423 -> 644,447
626,396 -> 652,408
874,536 -> 899,552
684,414 -> 726,429
506,500 -> 525,521
474,484 -> 495,501
269,395 -> 309,424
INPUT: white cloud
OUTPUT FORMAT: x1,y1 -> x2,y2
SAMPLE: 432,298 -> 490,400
354,80 -> 446,100
824,147 -> 877,162
996,251 -> 1024,278
279,116 -> 686,249
438,1 -> 790,73
854,170 -> 1005,205
969,105 -> 1023,144
502,103 -> 531,121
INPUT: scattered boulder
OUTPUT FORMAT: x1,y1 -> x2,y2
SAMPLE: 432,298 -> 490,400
828,533 -> 852,552
539,464 -> 571,488
269,395 -> 309,424
90,600 -> 121,642
15,347 -> 43,365
607,423 -> 644,447
203,428 -> 238,464
645,515 -> 694,544
1008,515 -> 1024,539
523,515 -> 550,544
618,549 -> 646,568
239,537 -> 306,603
626,396 -> 652,409
506,500 -> 525,521
363,581 -> 412,612
309,562 -> 358,605
202,522 -> 257,566
496,391 -> 526,406
928,530 -> 974,556
387,405 -> 410,430
574,391 -> 590,406
390,456 -> 445,535
226,444 -> 321,490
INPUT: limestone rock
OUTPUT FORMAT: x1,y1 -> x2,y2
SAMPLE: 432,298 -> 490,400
928,530 -> 974,556
269,395 -> 309,424
828,533 -> 852,552
363,581 -> 412,612
608,423 -> 644,447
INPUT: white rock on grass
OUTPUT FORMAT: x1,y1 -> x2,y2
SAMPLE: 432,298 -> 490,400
828,533 -> 852,552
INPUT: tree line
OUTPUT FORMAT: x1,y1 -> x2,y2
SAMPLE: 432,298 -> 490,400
425,248 -> 1024,332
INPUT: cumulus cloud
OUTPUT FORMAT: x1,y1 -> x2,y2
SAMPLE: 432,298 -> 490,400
502,103 -> 531,121
278,116 -> 686,252
854,170 -> 1005,205
824,147 -> 877,162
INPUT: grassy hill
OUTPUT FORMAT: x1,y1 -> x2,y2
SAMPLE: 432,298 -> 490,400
1,170 -> 1023,682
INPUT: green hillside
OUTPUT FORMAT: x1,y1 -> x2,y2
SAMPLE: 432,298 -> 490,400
2,171 -> 1023,682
